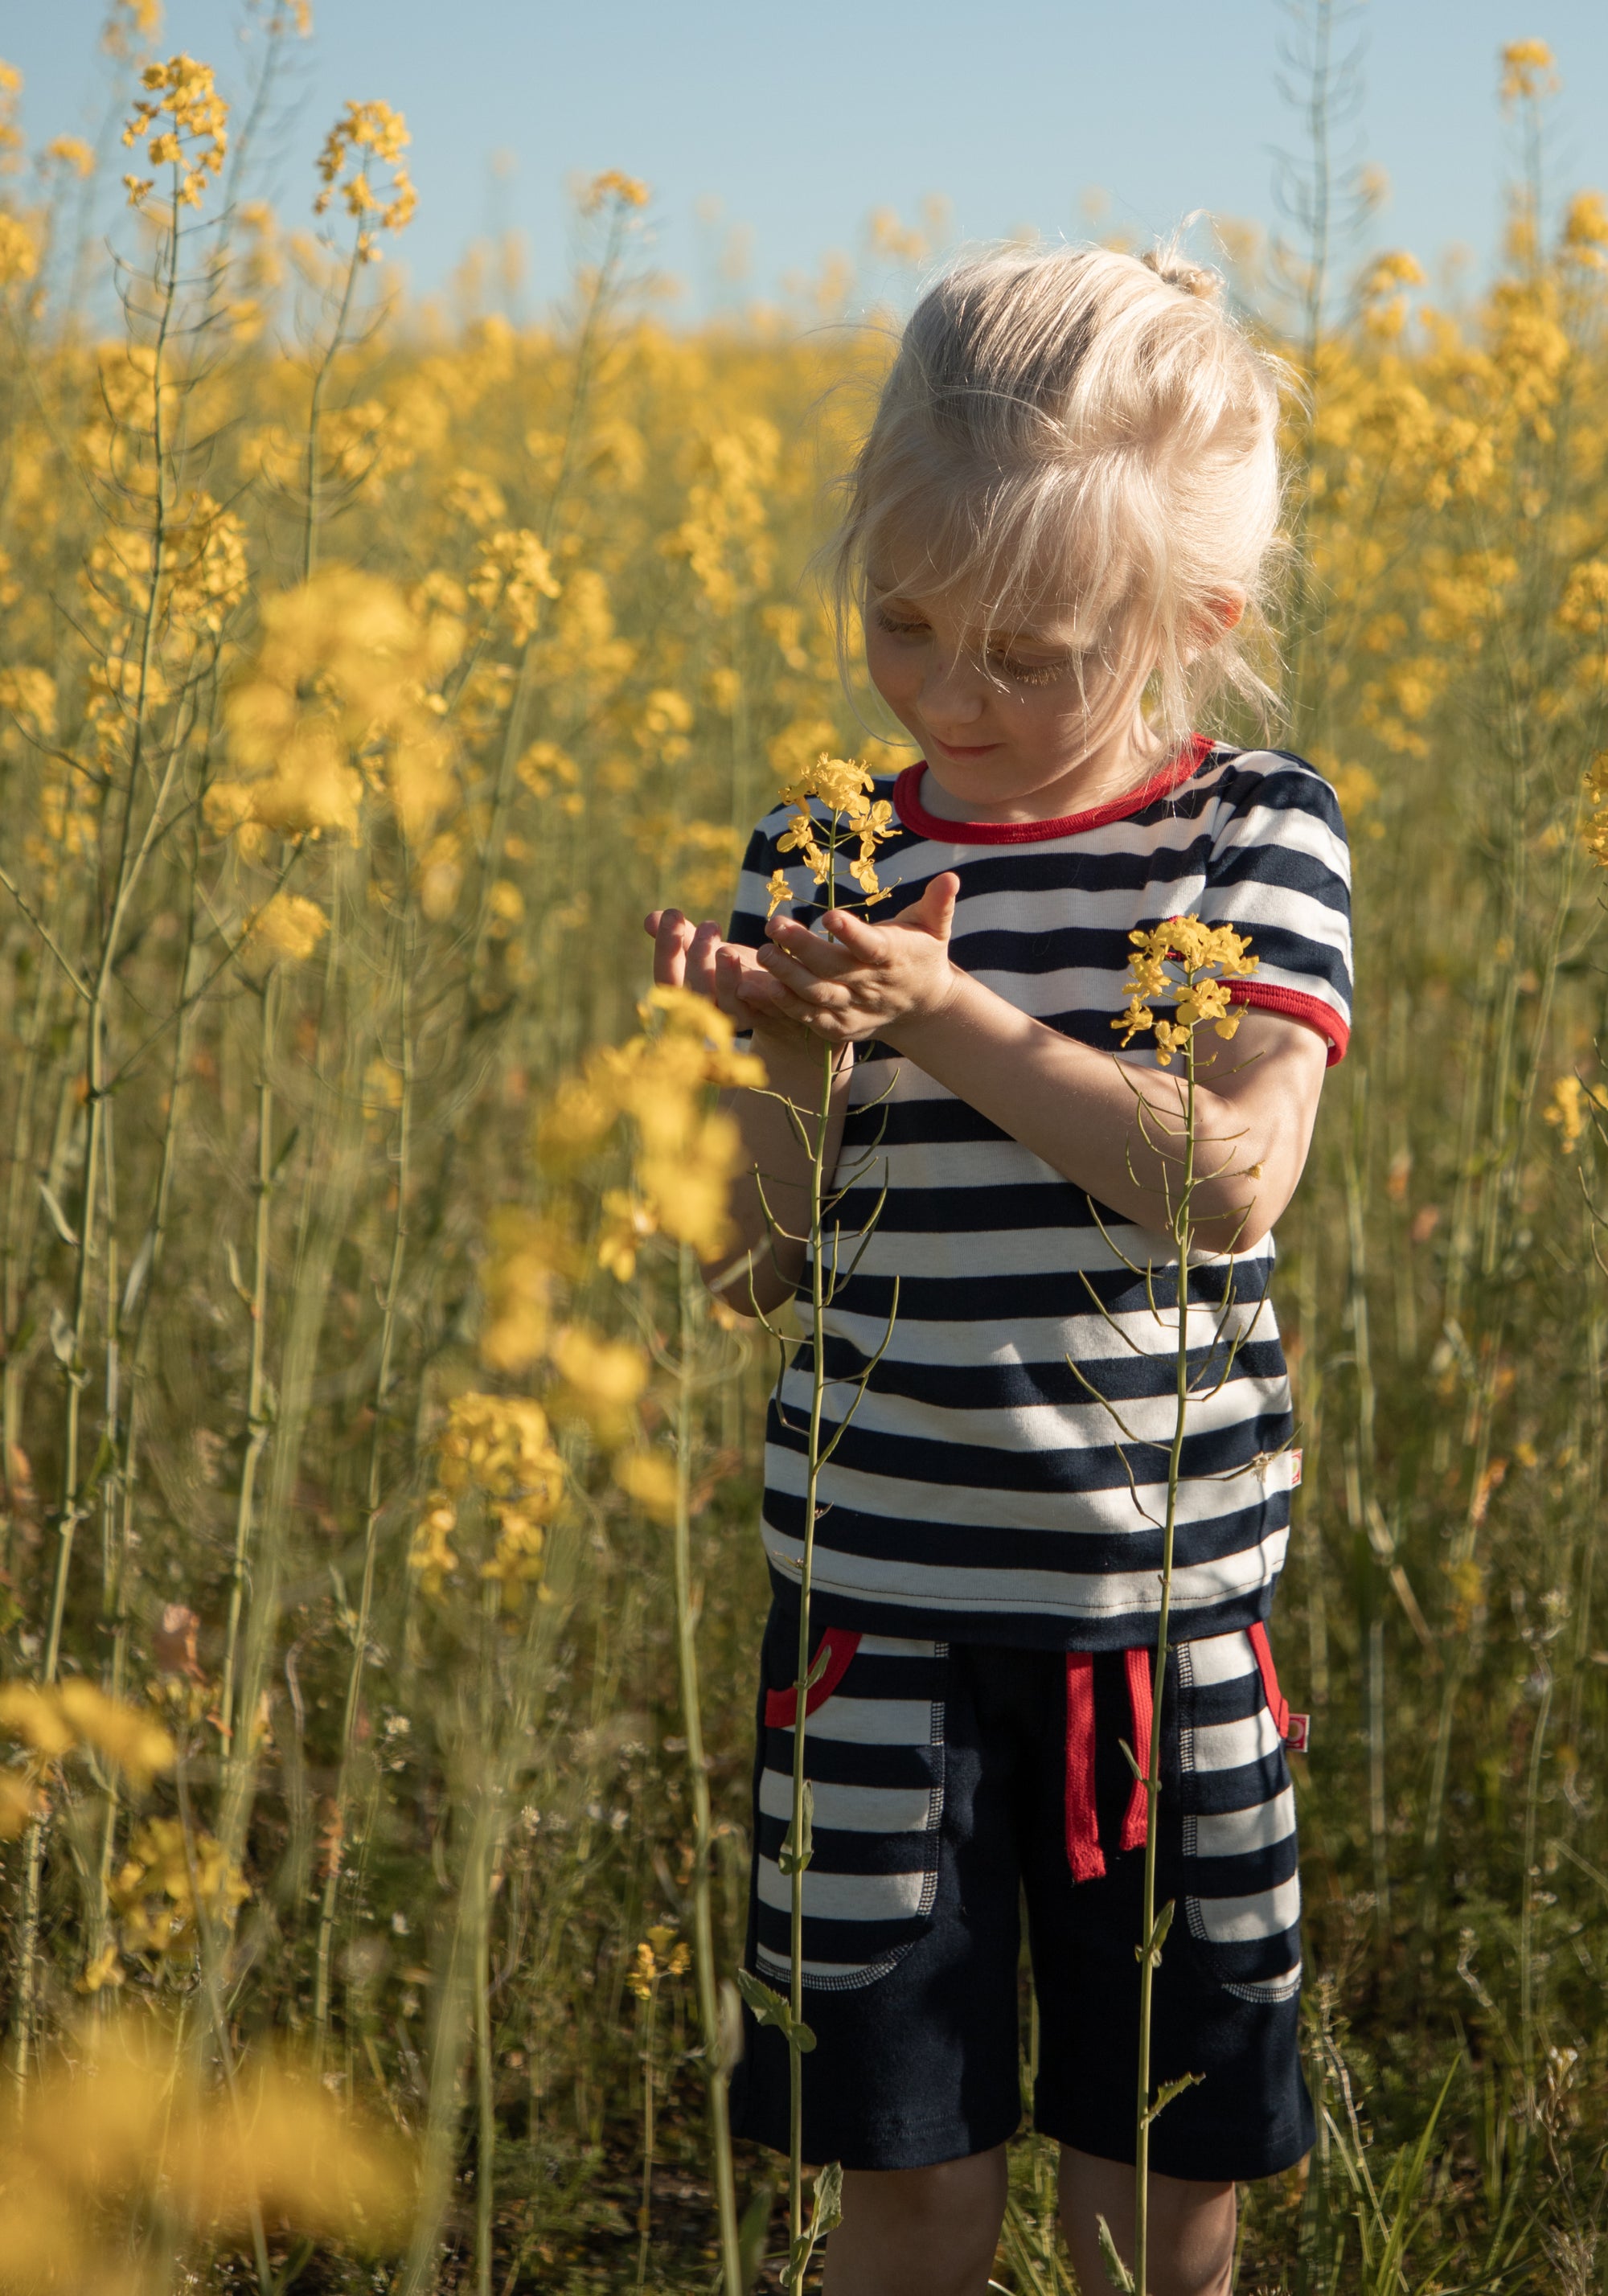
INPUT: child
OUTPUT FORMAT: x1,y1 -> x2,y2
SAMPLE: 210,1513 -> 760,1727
646,243 -> 1351,2296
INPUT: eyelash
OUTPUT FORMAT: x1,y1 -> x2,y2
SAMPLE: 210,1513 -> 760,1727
873,609 -> 1067,689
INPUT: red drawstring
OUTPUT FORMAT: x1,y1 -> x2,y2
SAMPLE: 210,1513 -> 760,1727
1120,1649 -> 1153,1853
1063,1654 -> 1105,1881
1065,1647 -> 1155,1880
1069,1626 -> 1295,1883
1248,1621 -> 1290,1739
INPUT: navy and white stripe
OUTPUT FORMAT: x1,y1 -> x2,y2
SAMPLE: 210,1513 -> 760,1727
728,744 -> 1352,1650
1178,1628 -> 1302,2000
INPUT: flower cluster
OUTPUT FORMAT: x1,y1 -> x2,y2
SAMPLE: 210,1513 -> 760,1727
211,566 -> 458,847
1111,916 -> 1259,1068
110,1815 -> 250,1960
768,753 -> 898,916
536,985 -> 765,1273
0,1678 -> 175,1836
626,1924 -> 690,2000
314,99 -> 416,259
583,170 -> 650,215
1544,1073 -> 1608,1153
410,1392 -> 567,1602
467,527 -> 561,645
121,54 -> 228,211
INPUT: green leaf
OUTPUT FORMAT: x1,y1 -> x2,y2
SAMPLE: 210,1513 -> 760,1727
1142,2067 -> 1205,2128
777,1779 -> 814,1875
811,2159 -> 843,2240
786,2162 -> 844,2289
1135,1895 -> 1177,1967
1095,2213 -> 1135,2293
735,1966 -> 789,2026
734,1966 -> 815,2052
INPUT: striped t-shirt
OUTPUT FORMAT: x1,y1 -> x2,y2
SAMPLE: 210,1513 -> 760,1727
728,740 -> 1352,1651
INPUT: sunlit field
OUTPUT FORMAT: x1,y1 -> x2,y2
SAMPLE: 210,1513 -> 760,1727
2,6 -> 1608,2289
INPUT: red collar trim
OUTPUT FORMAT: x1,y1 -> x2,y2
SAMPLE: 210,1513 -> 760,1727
892,736 -> 1214,846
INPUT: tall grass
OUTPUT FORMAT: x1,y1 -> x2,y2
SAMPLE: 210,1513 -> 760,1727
0,10 -> 1606,2290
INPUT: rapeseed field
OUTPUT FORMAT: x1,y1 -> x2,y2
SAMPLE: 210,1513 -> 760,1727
0,8 -> 1606,2289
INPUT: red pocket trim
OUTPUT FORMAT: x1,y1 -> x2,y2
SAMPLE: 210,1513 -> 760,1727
1248,1621 -> 1291,1740
764,1628 -> 862,1728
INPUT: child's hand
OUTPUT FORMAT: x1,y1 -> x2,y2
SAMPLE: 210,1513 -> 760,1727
643,908 -> 811,1051
747,874 -> 962,1045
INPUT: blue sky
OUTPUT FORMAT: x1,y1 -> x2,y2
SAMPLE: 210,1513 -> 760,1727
9,1 -> 1608,320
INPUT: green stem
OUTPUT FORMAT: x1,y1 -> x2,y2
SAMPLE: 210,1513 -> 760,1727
787,1023 -> 834,2281
219,974 -> 278,1759
1134,1029 -> 1199,2296
672,1243 -> 744,2296
314,925 -> 415,2062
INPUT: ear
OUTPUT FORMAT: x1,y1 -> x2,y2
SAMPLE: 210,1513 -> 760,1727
1202,588 -> 1248,640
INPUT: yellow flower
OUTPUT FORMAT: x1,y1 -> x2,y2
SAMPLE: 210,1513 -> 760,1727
244,892 -> 329,965
121,53 -> 228,211
596,1187 -> 656,1281
1499,39 -> 1558,106
765,867 -> 794,919
1110,917 -> 1257,1061
408,1500 -> 458,1597
313,100 -> 415,258
1544,1073 -> 1608,1151
549,1324 -> 649,1435
54,1681 -> 174,1787
613,1450 -> 679,1523
0,1770 -> 46,1839
584,170 -> 650,214
43,134 -> 95,178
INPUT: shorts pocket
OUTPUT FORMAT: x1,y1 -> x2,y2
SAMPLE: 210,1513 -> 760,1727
1175,1627 -> 1303,2005
753,1611 -> 947,1995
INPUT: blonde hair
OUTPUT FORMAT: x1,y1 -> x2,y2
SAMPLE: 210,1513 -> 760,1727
831,240 -> 1290,745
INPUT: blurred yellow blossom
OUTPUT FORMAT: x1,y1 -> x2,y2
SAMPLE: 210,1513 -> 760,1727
1499,39 -> 1558,107
314,98 -> 415,259
1544,1074 -> 1608,1151
244,892 -> 329,966
111,1816 -> 248,1958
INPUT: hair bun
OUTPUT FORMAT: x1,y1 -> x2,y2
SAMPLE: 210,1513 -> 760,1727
1140,248 -> 1223,303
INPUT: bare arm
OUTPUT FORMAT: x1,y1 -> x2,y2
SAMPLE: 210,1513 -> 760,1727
646,909 -> 853,1313
747,876 -> 1330,1253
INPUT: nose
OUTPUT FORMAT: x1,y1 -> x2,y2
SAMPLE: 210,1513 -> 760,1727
920,651 -> 986,729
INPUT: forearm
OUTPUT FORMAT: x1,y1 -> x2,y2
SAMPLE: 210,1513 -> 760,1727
705,1036 -> 854,1313
887,976 -> 1309,1250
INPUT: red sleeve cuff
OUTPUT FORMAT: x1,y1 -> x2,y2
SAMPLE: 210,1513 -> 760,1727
1229,982 -> 1350,1066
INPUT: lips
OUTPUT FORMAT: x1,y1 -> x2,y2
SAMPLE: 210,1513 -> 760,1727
929,735 -> 1001,760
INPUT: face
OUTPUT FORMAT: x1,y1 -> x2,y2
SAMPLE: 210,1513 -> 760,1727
863,577 -> 1159,822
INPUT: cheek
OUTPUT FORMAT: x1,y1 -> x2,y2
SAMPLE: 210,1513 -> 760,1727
864,628 -> 915,712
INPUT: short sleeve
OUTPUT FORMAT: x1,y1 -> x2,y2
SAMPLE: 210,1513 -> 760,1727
1200,751 -> 1354,1064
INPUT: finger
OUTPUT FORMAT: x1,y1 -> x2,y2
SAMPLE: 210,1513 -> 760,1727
815,905 -> 887,958
743,974 -> 854,1041
685,919 -> 724,998
900,871 -> 960,941
764,915 -> 855,979
651,908 -> 695,988
757,943 -> 853,1007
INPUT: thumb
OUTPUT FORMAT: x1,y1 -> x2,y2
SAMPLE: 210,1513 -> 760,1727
900,871 -> 959,944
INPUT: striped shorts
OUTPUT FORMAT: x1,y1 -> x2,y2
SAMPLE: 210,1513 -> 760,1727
731,1601 -> 1315,2181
